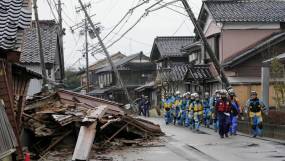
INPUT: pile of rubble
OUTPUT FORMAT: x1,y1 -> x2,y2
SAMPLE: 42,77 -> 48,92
23,90 -> 163,160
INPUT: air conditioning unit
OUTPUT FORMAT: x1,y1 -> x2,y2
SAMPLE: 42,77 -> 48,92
99,83 -> 104,89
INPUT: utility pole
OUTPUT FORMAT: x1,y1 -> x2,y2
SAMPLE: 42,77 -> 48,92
180,0 -> 231,88
77,0 -> 132,104
58,0 -> 65,83
84,18 -> 90,93
33,0 -> 48,92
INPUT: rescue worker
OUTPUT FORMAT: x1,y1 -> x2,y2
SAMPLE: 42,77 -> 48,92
190,93 -> 203,131
186,93 -> 195,128
173,91 -> 182,125
178,93 -> 188,126
228,89 -> 240,135
215,90 -> 231,138
164,95 -> 172,125
184,92 -> 191,127
245,91 -> 267,137
143,96 -> 150,117
203,92 -> 211,128
210,90 -> 220,132
138,95 -> 145,116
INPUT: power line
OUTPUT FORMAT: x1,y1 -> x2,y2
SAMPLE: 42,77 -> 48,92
90,0 -> 185,55
65,35 -> 83,64
89,0 -> 198,55
102,0 -> 149,41
88,0 -> 150,52
89,1 -> 164,55
172,20 -> 185,35
47,0 -> 58,22
62,8 -> 76,24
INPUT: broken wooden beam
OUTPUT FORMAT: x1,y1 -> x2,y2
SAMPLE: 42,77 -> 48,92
105,123 -> 129,143
40,130 -> 72,156
72,106 -> 107,161
72,122 -> 97,161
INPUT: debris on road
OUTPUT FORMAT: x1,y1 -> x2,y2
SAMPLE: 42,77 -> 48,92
23,90 -> 164,160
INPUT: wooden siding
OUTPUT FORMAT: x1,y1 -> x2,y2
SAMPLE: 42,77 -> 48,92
232,84 -> 277,108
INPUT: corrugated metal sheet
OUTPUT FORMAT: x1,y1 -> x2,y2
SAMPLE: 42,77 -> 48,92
0,102 -> 17,159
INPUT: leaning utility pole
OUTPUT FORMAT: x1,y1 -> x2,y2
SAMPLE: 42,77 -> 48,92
33,0 -> 48,92
180,0 -> 231,88
58,0 -> 65,82
78,0 -> 132,103
84,18 -> 90,93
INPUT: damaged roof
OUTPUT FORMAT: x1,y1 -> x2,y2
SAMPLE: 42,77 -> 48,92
0,0 -> 32,50
205,0 -> 285,22
150,36 -> 195,61
20,20 -> 59,64
158,64 -> 213,82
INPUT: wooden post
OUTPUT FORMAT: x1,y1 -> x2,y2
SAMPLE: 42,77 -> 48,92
72,106 -> 107,161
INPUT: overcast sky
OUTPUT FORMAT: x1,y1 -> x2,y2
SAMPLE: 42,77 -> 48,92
37,0 -> 202,69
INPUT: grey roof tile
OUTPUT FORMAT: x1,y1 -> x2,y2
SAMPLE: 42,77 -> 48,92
0,0 -> 32,50
95,52 -> 147,73
158,64 -> 213,82
205,0 -> 285,22
20,20 -> 59,64
151,36 -> 195,59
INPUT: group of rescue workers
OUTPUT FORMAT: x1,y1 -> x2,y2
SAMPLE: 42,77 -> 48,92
161,89 -> 267,138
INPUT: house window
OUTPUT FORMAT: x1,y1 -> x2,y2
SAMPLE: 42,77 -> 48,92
109,73 -> 113,84
104,74 -> 107,86
47,69 -> 52,78
157,62 -> 162,69
189,52 -> 198,62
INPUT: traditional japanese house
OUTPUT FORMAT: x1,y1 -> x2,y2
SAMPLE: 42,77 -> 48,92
20,20 -> 64,96
89,52 -> 156,104
183,0 -> 285,107
0,0 -> 41,160
150,36 -> 213,96
80,52 -> 126,89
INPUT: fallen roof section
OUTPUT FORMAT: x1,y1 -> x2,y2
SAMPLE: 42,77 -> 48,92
23,90 -> 164,159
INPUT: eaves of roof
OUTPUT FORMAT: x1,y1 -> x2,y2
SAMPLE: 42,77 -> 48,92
223,32 -> 285,68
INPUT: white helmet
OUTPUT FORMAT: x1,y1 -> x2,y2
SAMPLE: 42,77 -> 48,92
190,93 -> 195,98
215,90 -> 220,94
220,89 -> 228,96
192,93 -> 199,98
175,91 -> 181,96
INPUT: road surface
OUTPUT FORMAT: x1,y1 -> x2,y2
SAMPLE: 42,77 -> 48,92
107,117 -> 285,161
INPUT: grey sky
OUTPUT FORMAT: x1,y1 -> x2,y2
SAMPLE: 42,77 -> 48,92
37,0 -> 202,69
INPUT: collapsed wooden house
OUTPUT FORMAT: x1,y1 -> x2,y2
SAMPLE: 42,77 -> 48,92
23,90 -> 164,160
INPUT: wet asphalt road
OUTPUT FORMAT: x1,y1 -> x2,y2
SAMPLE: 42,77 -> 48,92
108,117 -> 285,161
